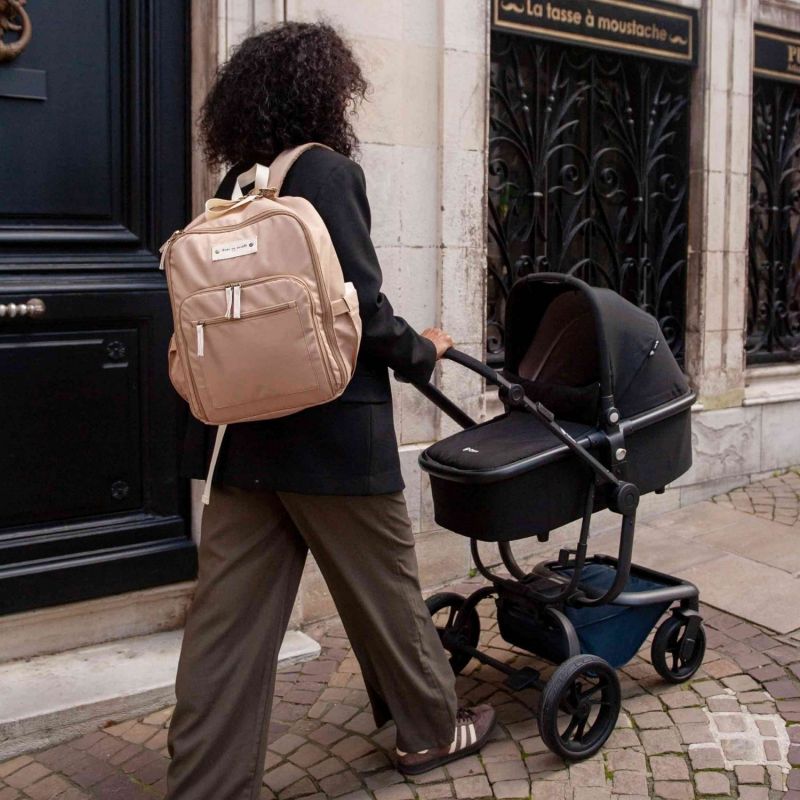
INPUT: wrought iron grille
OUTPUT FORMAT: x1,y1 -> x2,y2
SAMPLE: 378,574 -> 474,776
748,78 -> 800,363
487,33 -> 691,366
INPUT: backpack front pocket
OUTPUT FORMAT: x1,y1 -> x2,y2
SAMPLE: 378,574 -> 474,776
179,276 -> 331,419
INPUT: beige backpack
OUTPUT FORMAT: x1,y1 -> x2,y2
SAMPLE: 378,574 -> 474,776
161,143 -> 362,503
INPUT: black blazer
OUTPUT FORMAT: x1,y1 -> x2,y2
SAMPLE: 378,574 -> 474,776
179,147 -> 437,495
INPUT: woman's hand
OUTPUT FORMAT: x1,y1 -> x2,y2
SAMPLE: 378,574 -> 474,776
421,327 -> 455,360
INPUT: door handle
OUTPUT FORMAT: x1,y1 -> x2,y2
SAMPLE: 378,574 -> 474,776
0,298 -> 46,318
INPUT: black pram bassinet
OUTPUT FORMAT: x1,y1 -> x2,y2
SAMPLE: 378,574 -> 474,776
420,273 -> 694,541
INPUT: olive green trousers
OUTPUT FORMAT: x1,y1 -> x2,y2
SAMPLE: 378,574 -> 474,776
165,485 -> 457,800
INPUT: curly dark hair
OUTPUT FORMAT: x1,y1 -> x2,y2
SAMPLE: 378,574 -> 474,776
199,21 -> 368,167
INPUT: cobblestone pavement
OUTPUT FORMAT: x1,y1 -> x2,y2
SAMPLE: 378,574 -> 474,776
714,469 -> 800,527
2,583 -> 800,800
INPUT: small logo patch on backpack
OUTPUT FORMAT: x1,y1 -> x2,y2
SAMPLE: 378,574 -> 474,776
462,447 -> 479,453
211,236 -> 258,262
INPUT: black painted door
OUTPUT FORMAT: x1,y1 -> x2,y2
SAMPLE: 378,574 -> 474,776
0,1 -> 197,614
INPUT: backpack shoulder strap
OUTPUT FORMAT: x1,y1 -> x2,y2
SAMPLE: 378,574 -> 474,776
269,142 -> 332,195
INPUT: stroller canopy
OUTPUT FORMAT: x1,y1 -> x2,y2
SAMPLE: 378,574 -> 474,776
504,274 -> 689,420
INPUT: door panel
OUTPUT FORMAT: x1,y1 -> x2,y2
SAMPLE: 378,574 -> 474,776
0,1 -> 196,614
1,328 -> 141,526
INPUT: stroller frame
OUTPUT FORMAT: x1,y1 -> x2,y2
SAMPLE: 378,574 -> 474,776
411,347 -> 704,760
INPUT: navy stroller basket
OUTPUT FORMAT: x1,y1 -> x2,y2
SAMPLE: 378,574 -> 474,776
408,274 -> 705,761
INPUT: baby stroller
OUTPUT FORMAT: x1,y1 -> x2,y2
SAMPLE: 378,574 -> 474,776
410,273 -> 704,761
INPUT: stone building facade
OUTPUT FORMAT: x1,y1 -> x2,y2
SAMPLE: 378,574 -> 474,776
188,0 -> 800,628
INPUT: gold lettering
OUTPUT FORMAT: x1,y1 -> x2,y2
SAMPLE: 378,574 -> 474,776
789,45 -> 800,67
586,9 -> 595,28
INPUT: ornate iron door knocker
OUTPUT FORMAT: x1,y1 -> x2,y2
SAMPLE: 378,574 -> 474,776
0,0 -> 31,63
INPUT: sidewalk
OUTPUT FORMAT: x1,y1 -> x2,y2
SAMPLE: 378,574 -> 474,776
2,471 -> 800,800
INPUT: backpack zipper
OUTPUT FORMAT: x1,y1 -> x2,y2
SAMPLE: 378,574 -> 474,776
193,301 -> 296,358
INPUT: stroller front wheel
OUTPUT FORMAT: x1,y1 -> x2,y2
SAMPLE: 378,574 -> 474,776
651,615 -> 706,684
425,592 -> 481,675
538,654 -> 621,761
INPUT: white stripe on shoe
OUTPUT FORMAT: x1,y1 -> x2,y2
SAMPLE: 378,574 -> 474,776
397,712 -> 478,758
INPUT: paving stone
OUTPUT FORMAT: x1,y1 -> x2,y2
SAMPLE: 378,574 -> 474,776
687,746 -> 725,770
678,723 -> 714,744
319,770 -> 363,797
524,752 -> 565,775
763,738 -> 782,761
0,758 -> 33,780
694,770 -> 730,795
4,763 -> 50,790
485,759 -> 527,783
661,691 -> 700,709
605,729 -> 641,749
270,733 -> 306,756
706,696 -> 740,713
21,773 -> 71,800
606,749 -> 646,773
669,708 -> 707,725
641,728 -> 683,755
734,764 -> 766,784
416,784 -> 455,800
330,736 -> 374,762
622,695 -> 663,714
282,777 -> 318,799
721,674 -> 759,692
737,787 -> 769,800
714,713 -> 746,733
703,660 -> 741,679
445,756 -> 484,779
481,740 -> 522,761
721,737 -> 761,762
528,781 -> 567,799
652,781 -> 694,800
634,711 -> 673,729
453,775 -> 491,798
263,762 -> 306,793
573,788 -> 611,800
767,763 -> 786,790
690,681 -> 723,699
612,771 -> 648,795
650,755 -> 690,781
373,785 -> 415,800
492,779 -> 530,799
567,759 -> 606,786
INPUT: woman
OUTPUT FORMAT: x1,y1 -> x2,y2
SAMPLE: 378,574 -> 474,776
166,21 -> 496,800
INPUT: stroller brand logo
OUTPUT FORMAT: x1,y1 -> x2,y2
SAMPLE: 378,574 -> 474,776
211,236 -> 258,262
462,447 -> 479,453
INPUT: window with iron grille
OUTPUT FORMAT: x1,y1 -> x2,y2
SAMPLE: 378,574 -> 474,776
487,33 -> 691,367
748,77 -> 800,364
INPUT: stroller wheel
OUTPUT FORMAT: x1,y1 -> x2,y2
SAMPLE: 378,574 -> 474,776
538,654 -> 621,761
651,615 -> 706,684
426,592 -> 480,675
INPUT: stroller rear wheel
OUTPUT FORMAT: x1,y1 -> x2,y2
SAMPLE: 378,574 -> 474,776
538,654 -> 621,761
651,615 -> 706,683
426,592 -> 481,675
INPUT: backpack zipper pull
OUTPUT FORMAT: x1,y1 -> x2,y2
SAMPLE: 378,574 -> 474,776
225,286 -> 233,319
233,284 -> 241,319
196,323 -> 205,357
158,230 -> 183,270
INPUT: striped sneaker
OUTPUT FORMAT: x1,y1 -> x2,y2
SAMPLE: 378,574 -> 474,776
395,705 -> 497,776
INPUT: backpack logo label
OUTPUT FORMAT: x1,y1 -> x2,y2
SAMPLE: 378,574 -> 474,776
462,447 -> 479,453
211,237 -> 258,262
